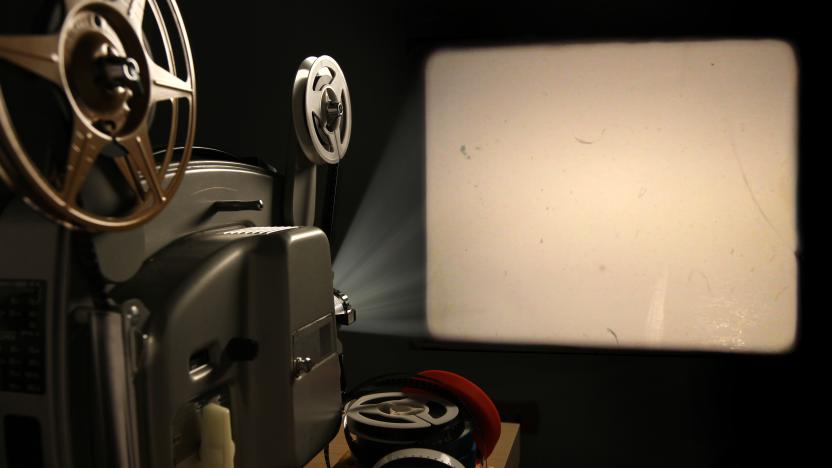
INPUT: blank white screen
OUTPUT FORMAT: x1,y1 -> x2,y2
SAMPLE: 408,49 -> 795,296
425,40 -> 797,352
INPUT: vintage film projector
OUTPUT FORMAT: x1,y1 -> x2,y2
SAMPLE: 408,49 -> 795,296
0,1 -> 353,467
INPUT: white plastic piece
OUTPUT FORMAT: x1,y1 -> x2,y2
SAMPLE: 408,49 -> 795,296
199,403 -> 235,468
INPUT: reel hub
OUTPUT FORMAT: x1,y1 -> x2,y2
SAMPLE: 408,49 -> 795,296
62,5 -> 150,136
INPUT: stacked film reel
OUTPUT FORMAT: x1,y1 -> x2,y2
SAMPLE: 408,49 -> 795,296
0,0 -> 196,231
343,372 -> 501,468
345,391 -> 476,468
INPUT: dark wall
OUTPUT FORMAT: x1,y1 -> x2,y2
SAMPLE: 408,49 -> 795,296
177,1 -> 418,255
341,333 -> 805,467
179,1 -> 822,466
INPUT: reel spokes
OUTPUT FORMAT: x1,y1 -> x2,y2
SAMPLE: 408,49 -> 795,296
0,34 -> 62,84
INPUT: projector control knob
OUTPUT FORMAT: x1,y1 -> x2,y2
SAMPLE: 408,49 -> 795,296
333,289 -> 356,325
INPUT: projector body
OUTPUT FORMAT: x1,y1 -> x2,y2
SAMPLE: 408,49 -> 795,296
0,159 -> 343,467
0,2 -> 354,465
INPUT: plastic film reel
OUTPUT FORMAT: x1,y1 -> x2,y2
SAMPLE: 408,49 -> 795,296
345,391 -> 479,467
0,0 -> 196,231
373,448 -> 466,468
345,391 -> 461,438
416,370 -> 501,460
292,55 -> 351,165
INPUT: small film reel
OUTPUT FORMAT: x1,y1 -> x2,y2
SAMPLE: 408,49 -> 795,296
345,391 -> 461,439
342,371 -> 501,468
344,391 -> 478,468
0,0 -> 196,231
292,55 -> 351,165
373,448 -> 467,468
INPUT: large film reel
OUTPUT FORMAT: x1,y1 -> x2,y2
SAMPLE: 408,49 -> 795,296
292,55 -> 351,165
0,0 -> 196,231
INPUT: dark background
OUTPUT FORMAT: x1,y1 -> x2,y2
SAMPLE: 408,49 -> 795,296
177,1 -> 824,466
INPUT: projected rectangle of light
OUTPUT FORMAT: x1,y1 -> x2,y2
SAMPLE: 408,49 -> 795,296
425,41 -> 797,352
